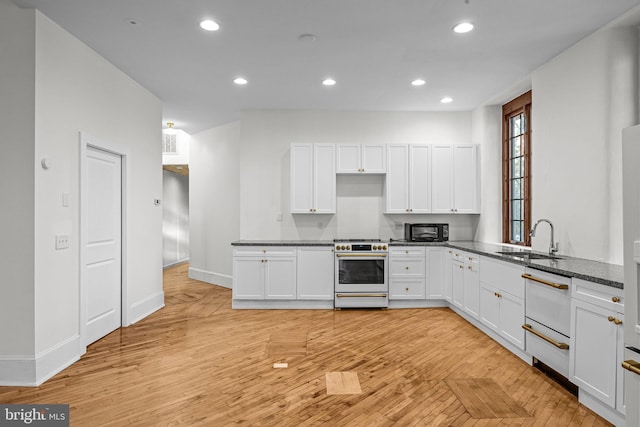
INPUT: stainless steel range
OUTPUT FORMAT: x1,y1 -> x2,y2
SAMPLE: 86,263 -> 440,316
334,239 -> 388,308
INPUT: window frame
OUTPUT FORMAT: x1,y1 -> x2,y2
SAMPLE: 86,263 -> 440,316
502,91 -> 532,246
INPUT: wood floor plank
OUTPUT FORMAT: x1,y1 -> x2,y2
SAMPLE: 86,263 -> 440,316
0,263 -> 614,426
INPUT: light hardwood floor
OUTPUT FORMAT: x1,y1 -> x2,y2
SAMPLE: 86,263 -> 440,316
0,264 -> 612,426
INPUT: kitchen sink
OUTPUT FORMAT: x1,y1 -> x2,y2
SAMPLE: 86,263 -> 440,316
495,251 -> 561,260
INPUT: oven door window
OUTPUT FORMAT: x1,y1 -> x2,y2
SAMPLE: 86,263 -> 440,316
338,259 -> 385,284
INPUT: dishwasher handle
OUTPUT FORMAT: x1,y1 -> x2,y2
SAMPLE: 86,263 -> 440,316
522,273 -> 569,290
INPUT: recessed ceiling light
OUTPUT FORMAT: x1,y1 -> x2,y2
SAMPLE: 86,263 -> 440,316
453,22 -> 474,34
322,78 -> 336,86
233,77 -> 248,85
298,33 -> 317,42
441,96 -> 453,104
411,79 -> 426,86
200,20 -> 220,31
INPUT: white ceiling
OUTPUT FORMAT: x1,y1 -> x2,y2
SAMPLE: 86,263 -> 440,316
12,0 -> 640,134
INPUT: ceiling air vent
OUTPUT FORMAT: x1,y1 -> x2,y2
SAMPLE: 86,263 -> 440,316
162,133 -> 177,154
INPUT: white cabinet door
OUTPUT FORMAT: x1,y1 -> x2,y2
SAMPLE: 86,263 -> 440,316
296,247 -> 334,300
362,144 -> 386,173
499,291 -> 525,350
431,145 -> 454,213
385,144 -> 409,213
443,248 -> 453,301
336,144 -> 361,173
313,144 -> 336,213
409,144 -> 431,213
290,144 -> 314,213
431,144 -> 479,214
453,145 -> 479,213
480,283 -> 500,332
233,257 -> 265,299
290,143 -> 336,213
570,299 -> 621,408
426,247 -> 444,298
265,257 -> 297,300
463,257 -> 480,319
452,259 -> 464,309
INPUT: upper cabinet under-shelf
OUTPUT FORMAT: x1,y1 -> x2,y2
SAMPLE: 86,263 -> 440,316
290,142 -> 480,214
336,144 -> 387,174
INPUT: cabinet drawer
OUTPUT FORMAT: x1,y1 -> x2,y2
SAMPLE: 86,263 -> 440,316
233,246 -> 296,257
389,258 -> 425,277
524,318 -> 570,378
389,279 -> 426,300
480,256 -> 525,299
451,249 -> 465,262
390,246 -> 426,257
572,277 -> 624,312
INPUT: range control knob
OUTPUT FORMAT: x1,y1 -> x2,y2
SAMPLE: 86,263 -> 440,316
373,245 -> 379,250
383,245 -> 387,250
346,245 -> 351,250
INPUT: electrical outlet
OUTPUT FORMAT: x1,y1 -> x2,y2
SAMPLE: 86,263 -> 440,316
55,234 -> 70,250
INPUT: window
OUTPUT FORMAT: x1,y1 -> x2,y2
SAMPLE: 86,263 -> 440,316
502,91 -> 531,246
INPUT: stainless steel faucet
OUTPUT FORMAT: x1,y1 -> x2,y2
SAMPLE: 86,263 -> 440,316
530,219 -> 559,255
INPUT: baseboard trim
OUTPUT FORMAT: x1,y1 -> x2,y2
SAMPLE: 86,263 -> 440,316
163,258 -> 190,270
0,334 -> 82,386
578,389 -> 625,427
189,267 -> 232,289
389,299 -> 448,309
232,300 -> 334,309
127,291 -> 165,326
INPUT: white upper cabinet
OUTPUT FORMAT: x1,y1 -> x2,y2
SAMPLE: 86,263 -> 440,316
432,144 -> 480,214
385,144 -> 431,213
290,143 -> 336,214
336,144 -> 386,174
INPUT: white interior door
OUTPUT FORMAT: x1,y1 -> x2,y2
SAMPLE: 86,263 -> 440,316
84,146 -> 122,345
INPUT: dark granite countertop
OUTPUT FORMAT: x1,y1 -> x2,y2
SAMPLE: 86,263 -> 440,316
232,239 -> 624,289
232,240 -> 334,247
427,240 -> 622,289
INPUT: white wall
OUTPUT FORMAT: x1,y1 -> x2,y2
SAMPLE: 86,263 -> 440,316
163,170 -> 189,267
189,121 -> 241,288
0,4 -> 163,385
472,105 -> 503,244
0,0 -> 36,362
531,26 -> 638,264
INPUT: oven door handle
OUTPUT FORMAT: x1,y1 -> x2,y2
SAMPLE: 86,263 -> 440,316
336,293 -> 387,298
522,273 -> 568,290
522,324 -> 569,349
336,253 -> 387,258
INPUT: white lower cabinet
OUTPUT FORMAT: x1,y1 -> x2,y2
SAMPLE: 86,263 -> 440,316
478,256 -> 525,350
389,246 -> 426,300
570,278 -> 625,419
450,250 -> 479,318
233,247 -> 296,300
296,247 -> 334,300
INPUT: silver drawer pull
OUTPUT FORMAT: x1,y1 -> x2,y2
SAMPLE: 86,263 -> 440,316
522,273 -> 568,290
522,324 -> 569,350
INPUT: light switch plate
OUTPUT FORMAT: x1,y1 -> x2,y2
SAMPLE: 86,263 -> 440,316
55,235 -> 69,250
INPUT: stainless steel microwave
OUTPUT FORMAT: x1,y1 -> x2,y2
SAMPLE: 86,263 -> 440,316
404,223 -> 449,242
